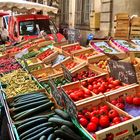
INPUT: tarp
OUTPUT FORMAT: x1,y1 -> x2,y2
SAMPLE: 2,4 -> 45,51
0,0 -> 58,14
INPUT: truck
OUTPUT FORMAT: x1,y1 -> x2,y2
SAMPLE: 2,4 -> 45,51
5,14 -> 65,43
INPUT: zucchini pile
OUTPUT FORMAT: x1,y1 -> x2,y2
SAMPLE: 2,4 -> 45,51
8,91 -> 54,121
14,109 -> 84,140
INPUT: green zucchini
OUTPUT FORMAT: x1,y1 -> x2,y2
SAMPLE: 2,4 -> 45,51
39,135 -> 47,140
12,96 -> 49,108
15,101 -> 54,120
55,138 -> 62,140
12,110 -> 29,119
14,112 -> 55,126
17,117 -> 48,133
54,109 -> 70,120
47,133 -> 56,140
52,115 -> 63,119
48,117 -> 73,127
54,129 -> 78,140
61,125 -> 82,140
12,99 -> 49,113
21,127 -> 47,140
20,122 -> 53,139
26,127 -> 54,140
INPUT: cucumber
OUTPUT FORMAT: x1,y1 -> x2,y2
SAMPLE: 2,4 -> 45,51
12,110 -> 29,119
54,109 -> 70,120
14,93 -> 46,103
54,129 -> 78,140
12,96 -> 49,108
39,135 -> 47,140
13,92 -> 43,99
48,117 -> 73,127
61,125 -> 82,140
20,122 -> 53,139
15,101 -> 54,120
14,112 -> 55,126
47,133 -> 56,140
55,138 -> 62,140
52,115 -> 63,119
21,127 -> 47,140
26,127 -> 54,140
12,99 -> 49,113
13,92 -> 45,101
17,117 -> 48,133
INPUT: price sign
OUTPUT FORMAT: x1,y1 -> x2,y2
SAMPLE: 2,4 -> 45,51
61,64 -> 72,82
60,87 -> 77,121
108,59 -> 137,84
49,78 -> 64,107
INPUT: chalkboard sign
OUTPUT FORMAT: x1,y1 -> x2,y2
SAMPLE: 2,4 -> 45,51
49,78 -> 64,107
108,60 -> 137,84
61,64 -> 72,81
60,87 -> 77,121
67,29 -> 81,43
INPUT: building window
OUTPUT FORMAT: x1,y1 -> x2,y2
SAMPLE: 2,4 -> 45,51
60,0 -> 69,25
75,0 -> 93,29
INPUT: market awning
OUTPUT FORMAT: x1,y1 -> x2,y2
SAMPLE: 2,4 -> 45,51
0,0 -> 58,14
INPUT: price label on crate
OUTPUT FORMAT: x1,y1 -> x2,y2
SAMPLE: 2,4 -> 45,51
108,59 -> 137,84
60,87 -> 78,121
49,78 -> 64,107
61,64 -> 72,82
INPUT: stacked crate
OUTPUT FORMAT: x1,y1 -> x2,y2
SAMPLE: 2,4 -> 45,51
114,13 -> 130,39
130,17 -> 140,39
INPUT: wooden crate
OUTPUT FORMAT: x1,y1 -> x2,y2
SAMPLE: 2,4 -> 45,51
31,66 -> 63,81
61,81 -> 97,105
62,42 -> 84,56
115,13 -> 129,20
70,62 -> 107,82
53,41 -> 69,53
28,63 -> 48,72
73,48 -> 103,63
52,56 -> 86,73
131,17 -> 140,26
76,95 -> 139,140
25,57 -> 42,66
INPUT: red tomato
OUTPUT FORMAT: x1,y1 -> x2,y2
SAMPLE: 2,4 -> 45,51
79,118 -> 88,127
112,80 -> 121,86
100,105 -> 109,111
81,81 -> 87,87
93,89 -> 99,94
116,103 -> 125,110
88,78 -> 94,84
126,96 -> 133,104
117,97 -> 124,103
110,99 -> 118,105
99,115 -> 110,128
88,85 -> 93,91
85,89 -> 92,96
98,85 -> 106,93
133,97 -> 140,106
90,116 -> 99,125
112,117 -> 121,123
85,111 -> 92,119
69,93 -> 79,101
108,109 -> 119,119
87,122 -> 97,132
99,108 -> 108,115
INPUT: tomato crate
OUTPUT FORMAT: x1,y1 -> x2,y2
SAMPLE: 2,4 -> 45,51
105,83 -> 140,117
61,81 -> 97,105
73,48 -> 103,63
37,49 -> 58,64
53,41 -> 69,53
31,66 -> 63,81
52,56 -> 86,73
61,42 -> 84,56
70,62 -> 107,82
75,95 -> 138,140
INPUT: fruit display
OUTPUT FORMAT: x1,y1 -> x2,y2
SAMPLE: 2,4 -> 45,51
28,63 -> 47,72
37,49 -> 54,61
113,40 -> 139,51
72,70 -> 97,82
63,44 -> 82,54
92,41 -> 119,54
65,61 -> 77,69
13,108 -> 84,140
109,93 -> 140,117
5,47 -> 22,55
78,104 -> 131,136
81,77 -> 123,95
21,51 -> 38,59
0,69 -> 39,97
0,57 -> 21,74
65,88 -> 92,102
91,60 -> 108,71
40,77 -> 69,93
